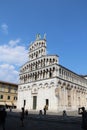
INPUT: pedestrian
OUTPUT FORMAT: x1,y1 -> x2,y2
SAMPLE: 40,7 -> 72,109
0,108 -> 7,130
78,107 -> 87,129
20,107 -> 25,127
39,110 -> 43,118
43,105 -> 47,115
63,110 -> 67,118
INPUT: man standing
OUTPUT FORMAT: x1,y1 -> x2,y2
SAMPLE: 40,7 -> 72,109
0,108 -> 7,130
78,107 -> 87,130
20,107 -> 25,127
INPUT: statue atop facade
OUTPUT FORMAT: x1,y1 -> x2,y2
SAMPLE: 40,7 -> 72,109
35,33 -> 46,40
43,33 -> 46,40
36,34 -> 41,40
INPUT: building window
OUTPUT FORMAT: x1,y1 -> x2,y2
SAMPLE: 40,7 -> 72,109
49,71 -> 52,78
68,95 -> 71,106
35,73 -> 37,80
24,100 -> 26,107
7,96 -> 10,100
14,96 -> 17,100
0,95 -> 3,99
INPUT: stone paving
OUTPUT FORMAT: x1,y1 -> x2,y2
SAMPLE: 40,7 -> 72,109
2,109 -> 83,130
5,116 -> 82,130
7,109 -> 82,123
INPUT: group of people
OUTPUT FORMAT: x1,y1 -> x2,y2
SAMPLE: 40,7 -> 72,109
39,105 -> 48,116
42,105 -> 87,130
62,107 -> 87,130
1,105 -> 87,129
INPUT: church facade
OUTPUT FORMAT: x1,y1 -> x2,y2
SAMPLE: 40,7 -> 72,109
17,34 -> 87,112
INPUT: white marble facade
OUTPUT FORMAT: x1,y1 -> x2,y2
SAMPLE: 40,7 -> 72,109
17,34 -> 87,112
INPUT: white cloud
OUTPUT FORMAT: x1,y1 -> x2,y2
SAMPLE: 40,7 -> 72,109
1,23 -> 8,34
0,64 -> 19,83
8,39 -> 21,47
0,39 -> 28,65
0,39 -> 28,83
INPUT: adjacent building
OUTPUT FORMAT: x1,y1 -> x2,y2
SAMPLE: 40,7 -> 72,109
0,80 -> 18,108
17,34 -> 87,112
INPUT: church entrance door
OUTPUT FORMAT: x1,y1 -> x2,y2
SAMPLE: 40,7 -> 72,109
33,96 -> 37,109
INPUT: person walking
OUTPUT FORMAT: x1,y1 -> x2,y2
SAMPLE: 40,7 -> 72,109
0,108 -> 7,130
43,105 -> 47,115
20,107 -> 25,127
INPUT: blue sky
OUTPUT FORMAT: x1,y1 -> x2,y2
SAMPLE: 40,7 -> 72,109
0,0 -> 87,83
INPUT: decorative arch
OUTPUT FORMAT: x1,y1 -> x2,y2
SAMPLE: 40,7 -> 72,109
39,83 -> 43,88
44,83 -> 48,87
58,80 -> 62,85
50,82 -> 54,87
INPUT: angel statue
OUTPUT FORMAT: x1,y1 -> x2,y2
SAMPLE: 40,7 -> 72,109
36,34 -> 41,40
43,33 -> 46,40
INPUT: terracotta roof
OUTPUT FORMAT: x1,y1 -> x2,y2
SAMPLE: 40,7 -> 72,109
0,80 -> 18,86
